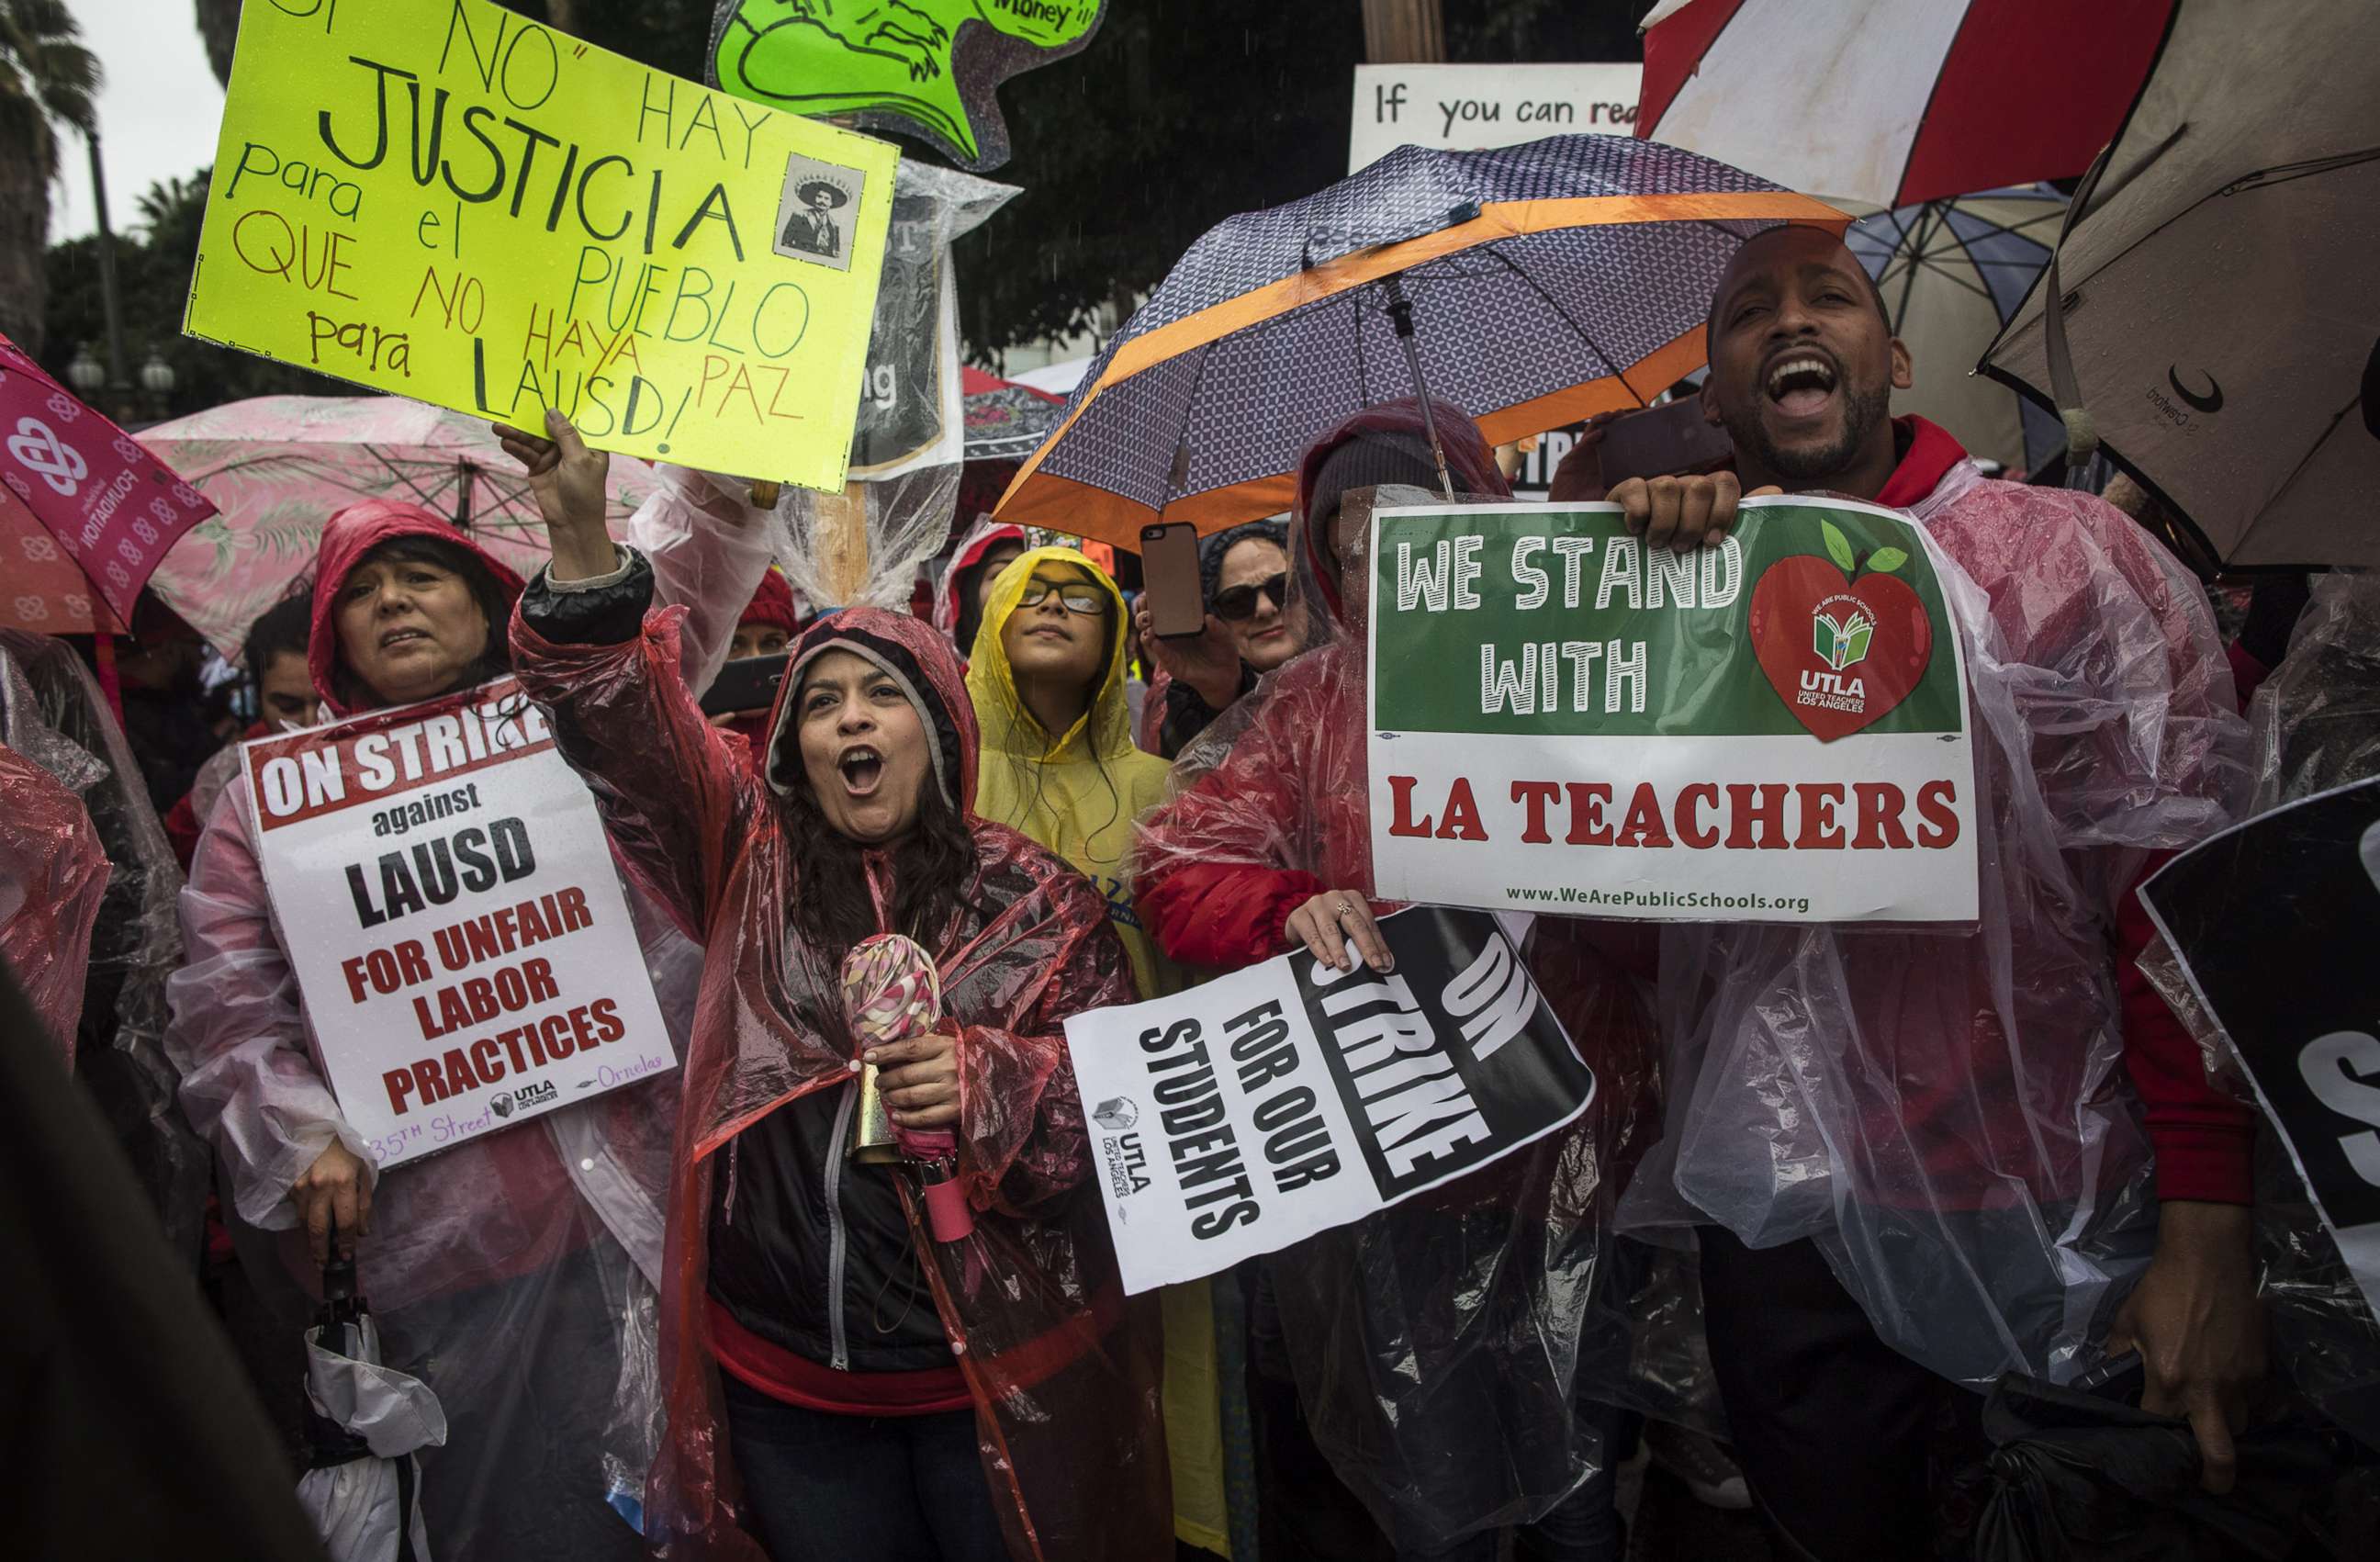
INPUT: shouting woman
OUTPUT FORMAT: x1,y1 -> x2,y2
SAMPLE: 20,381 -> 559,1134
503,415 -> 1170,1561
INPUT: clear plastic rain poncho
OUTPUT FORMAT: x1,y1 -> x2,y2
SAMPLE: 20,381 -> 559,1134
507,600 -> 1172,1561
0,741 -> 107,1052
164,474 -> 775,1560
1133,401 -> 1665,1548
0,629 -> 209,1255
2142,569 -> 2380,1448
1619,456 -> 2255,1389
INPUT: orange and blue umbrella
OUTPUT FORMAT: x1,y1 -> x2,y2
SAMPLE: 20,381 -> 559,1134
994,134 -> 1843,551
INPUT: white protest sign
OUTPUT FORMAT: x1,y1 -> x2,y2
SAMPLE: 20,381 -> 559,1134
1062,906 -> 1594,1294
243,678 -> 676,1168
1366,498 -> 1981,923
1349,62 -> 1643,174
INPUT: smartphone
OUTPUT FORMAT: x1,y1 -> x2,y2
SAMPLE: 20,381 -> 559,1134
1596,399 -> 1735,489
700,652 -> 790,717
1140,521 -> 1206,638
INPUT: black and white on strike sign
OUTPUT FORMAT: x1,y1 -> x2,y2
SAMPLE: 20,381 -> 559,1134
241,678 -> 676,1170
1062,906 -> 1594,1293
2142,776 -> 2380,1321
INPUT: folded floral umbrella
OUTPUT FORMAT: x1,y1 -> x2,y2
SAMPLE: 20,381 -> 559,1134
994,134 -> 1841,550
140,396 -> 662,659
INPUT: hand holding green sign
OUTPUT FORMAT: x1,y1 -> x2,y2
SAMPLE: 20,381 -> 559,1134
1366,497 -> 1979,923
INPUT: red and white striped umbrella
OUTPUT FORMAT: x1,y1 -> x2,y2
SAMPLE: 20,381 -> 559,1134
1636,0 -> 2172,208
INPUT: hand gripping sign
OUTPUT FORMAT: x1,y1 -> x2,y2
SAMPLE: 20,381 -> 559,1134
1062,906 -> 1593,1294
1366,496 -> 1980,924
243,679 -> 676,1167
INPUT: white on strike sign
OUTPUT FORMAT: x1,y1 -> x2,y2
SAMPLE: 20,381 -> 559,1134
243,678 -> 675,1167
1063,906 -> 1594,1294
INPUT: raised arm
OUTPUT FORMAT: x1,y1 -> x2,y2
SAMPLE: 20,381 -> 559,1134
499,411 -> 763,934
632,463 -> 780,693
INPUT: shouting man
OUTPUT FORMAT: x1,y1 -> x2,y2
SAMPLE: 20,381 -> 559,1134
1624,226 -> 2262,1558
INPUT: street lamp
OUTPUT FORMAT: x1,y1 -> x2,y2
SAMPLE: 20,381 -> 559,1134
139,347 -> 175,415
66,344 -> 105,397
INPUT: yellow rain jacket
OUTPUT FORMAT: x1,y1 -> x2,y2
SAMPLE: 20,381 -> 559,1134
967,547 -> 1232,1556
966,545 -> 1182,1005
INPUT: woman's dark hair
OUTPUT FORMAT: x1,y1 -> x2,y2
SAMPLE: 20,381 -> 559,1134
331,534 -> 513,710
781,756 -> 980,957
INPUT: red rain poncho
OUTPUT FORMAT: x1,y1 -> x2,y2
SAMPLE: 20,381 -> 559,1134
0,742 -> 108,1055
1617,421 -> 2256,1388
165,486 -> 769,1559
936,514 -> 1028,646
508,596 -> 1171,1560
1134,400 -> 1663,1546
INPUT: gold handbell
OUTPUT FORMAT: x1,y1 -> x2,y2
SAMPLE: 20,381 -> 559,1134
849,1061 -> 906,1165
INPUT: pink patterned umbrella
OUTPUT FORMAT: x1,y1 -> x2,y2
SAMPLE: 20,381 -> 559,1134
140,397 -> 664,660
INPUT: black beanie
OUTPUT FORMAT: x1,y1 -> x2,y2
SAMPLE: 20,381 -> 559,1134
1304,429 -> 1442,532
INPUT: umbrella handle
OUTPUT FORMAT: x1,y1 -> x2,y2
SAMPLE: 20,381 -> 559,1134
1380,277 -> 1458,502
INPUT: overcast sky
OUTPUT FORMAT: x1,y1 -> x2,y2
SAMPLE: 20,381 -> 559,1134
50,0 -> 228,242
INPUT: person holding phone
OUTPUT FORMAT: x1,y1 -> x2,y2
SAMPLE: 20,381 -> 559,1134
1132,518 -> 1319,759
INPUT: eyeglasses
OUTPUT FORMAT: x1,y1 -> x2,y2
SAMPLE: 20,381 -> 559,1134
1213,573 -> 1289,623
1016,578 -> 1107,616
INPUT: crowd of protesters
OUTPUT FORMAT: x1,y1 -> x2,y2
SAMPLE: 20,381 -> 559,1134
6,218 -> 2374,1562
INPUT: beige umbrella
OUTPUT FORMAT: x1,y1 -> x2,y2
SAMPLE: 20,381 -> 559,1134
1981,0 -> 2380,567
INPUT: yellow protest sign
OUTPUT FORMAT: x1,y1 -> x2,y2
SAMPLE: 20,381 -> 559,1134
185,0 -> 898,490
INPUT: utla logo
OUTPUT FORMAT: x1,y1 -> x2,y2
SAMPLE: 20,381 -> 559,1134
1749,519 -> 1932,742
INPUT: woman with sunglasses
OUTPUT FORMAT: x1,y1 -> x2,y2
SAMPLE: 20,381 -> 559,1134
1133,519 -> 1317,759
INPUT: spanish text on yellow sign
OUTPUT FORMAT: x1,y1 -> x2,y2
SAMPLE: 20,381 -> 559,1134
186,0 -> 898,490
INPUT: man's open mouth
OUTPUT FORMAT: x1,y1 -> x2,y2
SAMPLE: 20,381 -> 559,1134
838,746 -> 884,796
1765,354 -> 1840,419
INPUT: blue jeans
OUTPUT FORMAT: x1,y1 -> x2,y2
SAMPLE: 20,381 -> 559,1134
722,1375 -> 1005,1562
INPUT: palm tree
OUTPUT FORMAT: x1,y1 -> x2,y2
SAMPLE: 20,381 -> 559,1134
0,0 -> 99,356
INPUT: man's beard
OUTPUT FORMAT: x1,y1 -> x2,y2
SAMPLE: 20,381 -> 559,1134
1725,382 -> 1892,486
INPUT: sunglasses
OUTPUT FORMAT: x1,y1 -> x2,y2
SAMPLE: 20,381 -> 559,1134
1213,573 -> 1289,623
1017,578 -> 1107,616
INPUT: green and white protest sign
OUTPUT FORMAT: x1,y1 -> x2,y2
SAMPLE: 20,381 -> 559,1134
1366,497 -> 1978,923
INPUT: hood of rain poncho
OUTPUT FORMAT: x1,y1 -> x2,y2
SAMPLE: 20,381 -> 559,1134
761,608 -> 974,813
503,601 -> 1172,1560
966,547 -> 1180,1001
1129,402 -> 1652,1548
307,500 -> 526,717
966,545 -> 1135,767
1296,397 -> 1510,627
1615,448 -> 2254,1389
933,514 -> 1027,645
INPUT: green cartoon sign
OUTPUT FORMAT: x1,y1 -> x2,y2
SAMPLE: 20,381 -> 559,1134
711,1 -> 1106,172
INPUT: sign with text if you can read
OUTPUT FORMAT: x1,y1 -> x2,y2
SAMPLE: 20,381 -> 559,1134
1367,498 -> 1979,923
187,0 -> 898,491
242,679 -> 676,1169
1064,906 -> 1593,1294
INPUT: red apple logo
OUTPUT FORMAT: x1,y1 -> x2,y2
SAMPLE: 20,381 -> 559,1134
1747,521 -> 1932,742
